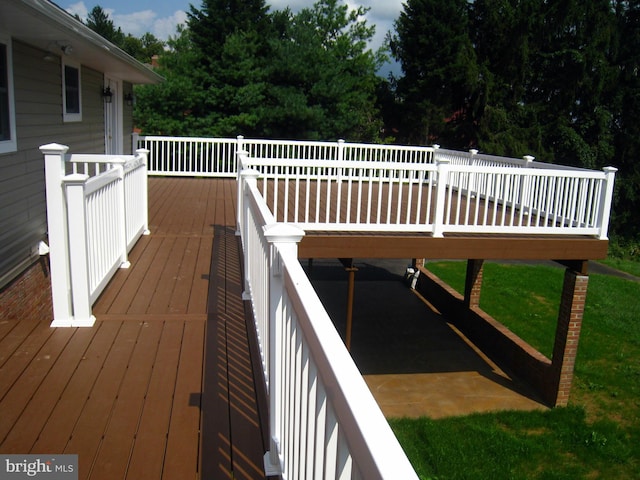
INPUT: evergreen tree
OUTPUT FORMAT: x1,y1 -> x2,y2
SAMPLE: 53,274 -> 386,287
134,26 -> 205,135
264,0 -> 383,140
85,5 -> 125,46
390,0 -> 479,146
135,0 -> 383,141
121,33 -> 165,64
612,0 -> 640,236
187,0 -> 271,66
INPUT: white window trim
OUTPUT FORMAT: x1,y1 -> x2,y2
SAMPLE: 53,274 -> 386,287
0,34 -> 17,154
62,59 -> 82,123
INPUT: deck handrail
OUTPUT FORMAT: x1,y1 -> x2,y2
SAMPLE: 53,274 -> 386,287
135,134 -> 550,178
238,153 -> 617,239
135,137 -> 615,238
238,167 -> 419,479
41,144 -> 150,327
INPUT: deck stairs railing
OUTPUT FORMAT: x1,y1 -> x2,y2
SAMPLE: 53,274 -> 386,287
41,143 -> 149,327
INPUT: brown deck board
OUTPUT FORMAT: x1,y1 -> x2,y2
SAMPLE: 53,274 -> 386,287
64,321 -> 142,479
128,236 -> 179,314
0,327 -> 74,443
0,316 -> 41,367
0,327 -> 97,453
88,320 -> 165,480
147,235 -> 190,314
187,237 -> 213,314
30,321 -> 122,454
163,319 -> 205,479
201,226 -> 266,480
0,319 -> 55,399
125,320 -> 186,480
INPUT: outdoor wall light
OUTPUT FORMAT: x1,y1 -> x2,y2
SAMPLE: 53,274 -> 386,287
125,92 -> 134,106
102,86 -> 113,103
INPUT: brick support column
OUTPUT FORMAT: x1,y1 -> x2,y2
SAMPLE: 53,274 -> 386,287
464,259 -> 484,309
550,268 -> 589,406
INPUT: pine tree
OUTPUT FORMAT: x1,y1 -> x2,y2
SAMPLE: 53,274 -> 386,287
85,5 -> 125,46
391,0 -> 479,146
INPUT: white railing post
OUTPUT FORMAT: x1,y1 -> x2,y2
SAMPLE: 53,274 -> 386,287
263,223 -> 306,477
136,148 -> 151,235
337,139 -> 345,161
597,166 -> 618,239
240,168 -> 261,294
41,143 -> 73,326
519,155 -> 535,212
468,149 -> 479,194
433,157 -> 450,238
237,135 -> 245,154
114,164 -> 130,268
64,174 -> 96,327
236,150 -> 251,236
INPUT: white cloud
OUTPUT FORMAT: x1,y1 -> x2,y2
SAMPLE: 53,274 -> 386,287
112,10 -> 157,37
265,0 -> 402,52
65,1 -> 186,40
65,1 -> 88,19
153,11 -> 189,40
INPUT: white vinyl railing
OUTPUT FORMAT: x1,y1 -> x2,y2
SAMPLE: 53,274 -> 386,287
41,144 -> 149,327
238,169 -> 419,480
137,134 -> 616,238
238,152 -> 617,239
135,135 -> 438,177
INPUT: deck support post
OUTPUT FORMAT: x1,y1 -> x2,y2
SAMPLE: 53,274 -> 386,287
264,223 -> 305,477
464,259 -> 485,309
549,267 -> 589,406
345,266 -> 358,351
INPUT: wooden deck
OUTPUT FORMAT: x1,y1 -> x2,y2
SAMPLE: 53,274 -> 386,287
1,174 -> 609,479
0,177 -> 268,480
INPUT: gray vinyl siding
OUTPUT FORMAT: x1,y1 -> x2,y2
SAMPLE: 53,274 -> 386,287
0,40 -> 108,287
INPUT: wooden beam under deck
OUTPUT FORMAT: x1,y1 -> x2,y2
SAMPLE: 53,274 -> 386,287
299,233 -> 609,262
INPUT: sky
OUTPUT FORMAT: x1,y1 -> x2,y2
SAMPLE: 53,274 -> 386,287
62,0 -> 405,57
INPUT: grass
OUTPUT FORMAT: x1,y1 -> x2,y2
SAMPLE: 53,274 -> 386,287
390,259 -> 640,479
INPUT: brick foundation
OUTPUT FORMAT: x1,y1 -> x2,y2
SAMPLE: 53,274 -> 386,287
415,263 -> 587,407
463,259 -> 484,308
0,258 -> 53,322
550,270 -> 588,406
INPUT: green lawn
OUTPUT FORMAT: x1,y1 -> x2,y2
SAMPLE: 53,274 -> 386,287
390,260 -> 640,479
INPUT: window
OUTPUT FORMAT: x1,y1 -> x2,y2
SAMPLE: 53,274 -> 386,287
62,61 -> 82,122
0,36 -> 16,154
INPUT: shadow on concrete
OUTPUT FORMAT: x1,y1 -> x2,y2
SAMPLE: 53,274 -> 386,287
302,258 -> 547,418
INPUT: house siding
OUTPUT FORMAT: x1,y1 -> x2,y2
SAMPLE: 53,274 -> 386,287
0,40 -> 107,288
